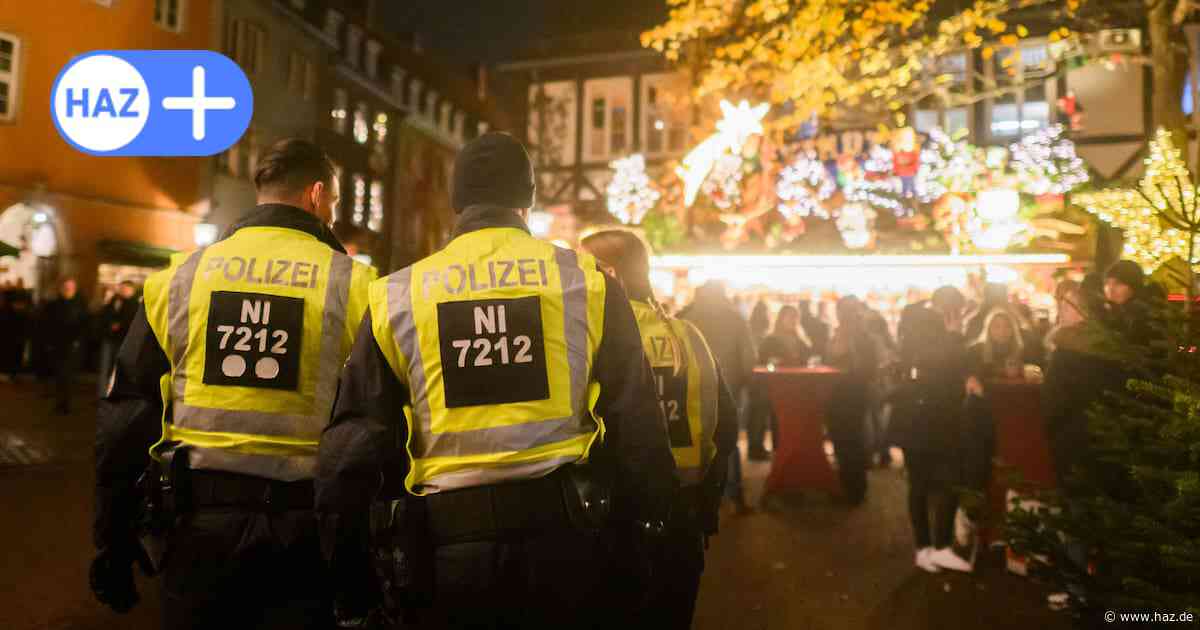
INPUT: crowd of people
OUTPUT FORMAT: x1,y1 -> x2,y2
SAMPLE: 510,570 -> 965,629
0,277 -> 140,413
669,257 -> 1158,576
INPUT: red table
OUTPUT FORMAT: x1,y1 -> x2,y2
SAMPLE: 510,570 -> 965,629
756,366 -> 843,498
985,378 -> 1056,534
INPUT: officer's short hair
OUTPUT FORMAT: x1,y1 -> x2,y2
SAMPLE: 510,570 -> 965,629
254,138 -> 336,195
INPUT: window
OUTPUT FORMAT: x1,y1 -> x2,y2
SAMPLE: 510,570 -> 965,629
353,103 -> 369,144
331,88 -> 348,134
590,97 -> 606,159
988,41 -> 1054,138
641,74 -> 689,156
365,40 -> 382,79
611,106 -> 627,154
154,0 -> 184,32
324,9 -> 343,44
345,25 -> 363,69
913,53 -> 973,139
368,181 -> 384,232
92,0 -> 114,6
227,19 -> 266,75
440,103 -> 453,133
528,81 -> 577,166
453,111 -> 466,141
373,112 -> 388,145
0,33 -> 20,123
303,59 -> 317,101
351,175 -> 366,225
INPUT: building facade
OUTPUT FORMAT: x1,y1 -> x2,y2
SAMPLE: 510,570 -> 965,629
207,0 -> 328,232
498,41 -> 693,224
0,0 -> 213,298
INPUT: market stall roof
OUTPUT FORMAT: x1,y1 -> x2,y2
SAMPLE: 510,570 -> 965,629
96,239 -> 178,268
0,240 -> 18,258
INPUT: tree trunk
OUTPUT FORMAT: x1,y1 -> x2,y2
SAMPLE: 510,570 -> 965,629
1148,0 -> 1191,155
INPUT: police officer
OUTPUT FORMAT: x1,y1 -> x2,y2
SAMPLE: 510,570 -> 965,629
581,229 -> 738,629
92,138 -> 376,628
316,132 -> 676,628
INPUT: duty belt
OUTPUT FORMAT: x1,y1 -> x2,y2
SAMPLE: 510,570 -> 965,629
189,470 -> 315,510
420,470 -> 577,545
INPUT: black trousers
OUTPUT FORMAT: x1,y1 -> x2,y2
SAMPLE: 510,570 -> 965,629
745,384 -> 772,455
904,452 -> 958,549
160,507 -> 331,629
52,342 -> 82,412
407,529 -> 603,629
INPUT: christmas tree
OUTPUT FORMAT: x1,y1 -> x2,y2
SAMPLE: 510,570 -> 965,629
1005,130 -> 1200,618
1010,124 -> 1089,197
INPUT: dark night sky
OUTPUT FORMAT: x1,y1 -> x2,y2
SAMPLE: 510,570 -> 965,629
379,0 -> 668,65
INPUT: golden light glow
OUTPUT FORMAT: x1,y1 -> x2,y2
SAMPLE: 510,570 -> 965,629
1075,129 -> 1199,273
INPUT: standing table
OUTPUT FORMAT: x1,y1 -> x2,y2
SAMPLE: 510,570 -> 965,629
755,366 -> 843,499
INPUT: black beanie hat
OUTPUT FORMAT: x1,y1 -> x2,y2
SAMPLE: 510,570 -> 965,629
1105,260 -> 1145,290
451,132 -> 535,212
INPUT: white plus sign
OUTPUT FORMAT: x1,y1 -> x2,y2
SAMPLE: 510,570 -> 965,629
161,65 -> 237,141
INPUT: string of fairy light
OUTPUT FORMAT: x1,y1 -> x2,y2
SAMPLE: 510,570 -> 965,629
606,154 -> 661,225
1075,128 -> 1200,273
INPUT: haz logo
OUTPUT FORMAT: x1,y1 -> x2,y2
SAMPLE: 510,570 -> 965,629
51,50 -> 253,156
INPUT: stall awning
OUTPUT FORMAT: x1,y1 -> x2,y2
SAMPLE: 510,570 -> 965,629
96,239 -> 178,268
0,240 -> 18,258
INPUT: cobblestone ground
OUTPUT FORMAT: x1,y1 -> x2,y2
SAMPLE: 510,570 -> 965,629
0,379 -> 1070,629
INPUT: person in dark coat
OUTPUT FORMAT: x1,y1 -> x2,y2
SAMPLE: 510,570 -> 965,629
43,278 -> 89,414
890,298 -> 973,573
679,281 -> 756,509
0,288 -> 28,382
745,301 -> 773,460
758,305 -> 812,367
826,296 -> 875,505
678,281 -> 757,395
95,280 -> 139,397
798,298 -> 830,359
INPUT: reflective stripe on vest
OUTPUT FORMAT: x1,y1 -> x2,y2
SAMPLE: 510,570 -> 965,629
631,300 -> 719,486
145,227 -> 373,482
371,228 -> 607,494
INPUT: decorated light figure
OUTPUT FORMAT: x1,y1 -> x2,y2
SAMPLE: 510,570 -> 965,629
970,188 -> 1025,251
836,202 -> 876,249
606,154 -> 661,224
676,99 -> 770,206
1075,129 -> 1200,272
845,143 -> 907,216
916,128 -> 981,202
701,153 -> 746,210
1010,124 -> 1089,196
776,150 -> 835,219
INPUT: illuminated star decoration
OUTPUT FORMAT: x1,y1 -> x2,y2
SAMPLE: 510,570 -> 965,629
1075,128 -> 1200,273
777,150 -> 835,219
1009,124 -> 1089,196
606,154 -> 661,225
677,99 -> 770,207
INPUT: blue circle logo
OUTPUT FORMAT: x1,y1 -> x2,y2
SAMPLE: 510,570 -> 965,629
51,50 -> 253,157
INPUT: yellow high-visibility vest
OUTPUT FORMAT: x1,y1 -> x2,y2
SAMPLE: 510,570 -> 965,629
144,225 -> 375,481
370,226 -> 608,495
630,300 -> 719,486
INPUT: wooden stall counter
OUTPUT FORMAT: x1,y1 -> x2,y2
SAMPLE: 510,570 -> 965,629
755,366 -> 843,499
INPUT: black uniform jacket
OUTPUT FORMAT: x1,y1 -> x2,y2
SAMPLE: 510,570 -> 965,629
314,206 -> 678,554
93,204 -> 346,551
